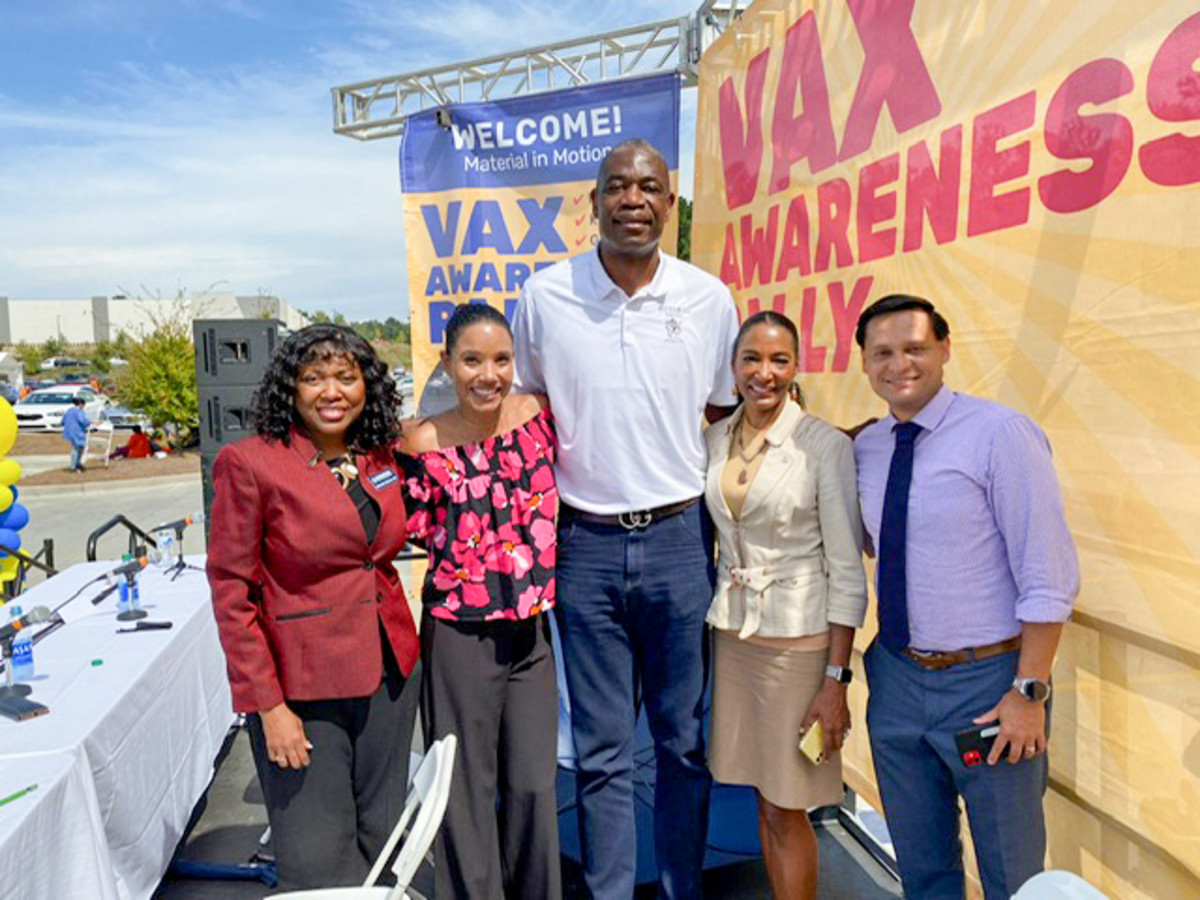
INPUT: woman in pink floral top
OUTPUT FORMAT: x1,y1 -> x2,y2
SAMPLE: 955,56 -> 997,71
398,303 -> 560,900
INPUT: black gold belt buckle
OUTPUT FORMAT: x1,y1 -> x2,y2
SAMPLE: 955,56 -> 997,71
617,510 -> 653,530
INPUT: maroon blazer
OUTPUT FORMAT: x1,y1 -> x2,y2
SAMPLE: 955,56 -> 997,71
206,428 -> 419,713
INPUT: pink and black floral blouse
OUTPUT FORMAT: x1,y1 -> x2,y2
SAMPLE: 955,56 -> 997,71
400,407 -> 557,623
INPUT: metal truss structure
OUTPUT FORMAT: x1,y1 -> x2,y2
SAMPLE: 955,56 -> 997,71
331,1 -> 746,141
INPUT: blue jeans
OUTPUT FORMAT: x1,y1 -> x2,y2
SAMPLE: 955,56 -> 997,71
69,443 -> 85,471
864,640 -> 1049,899
555,503 -> 714,899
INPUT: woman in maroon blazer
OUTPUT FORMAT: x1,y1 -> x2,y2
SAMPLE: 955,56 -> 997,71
206,324 -> 420,890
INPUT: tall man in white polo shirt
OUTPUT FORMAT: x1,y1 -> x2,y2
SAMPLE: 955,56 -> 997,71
513,139 -> 739,899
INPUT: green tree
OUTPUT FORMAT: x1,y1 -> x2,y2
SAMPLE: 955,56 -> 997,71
114,309 -> 198,448
112,331 -> 133,359
14,342 -> 43,376
676,196 -> 692,262
90,340 -> 117,375
40,336 -> 65,360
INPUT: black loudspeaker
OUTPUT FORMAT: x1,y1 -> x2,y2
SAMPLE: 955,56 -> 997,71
194,319 -> 284,519
195,319 -> 281,387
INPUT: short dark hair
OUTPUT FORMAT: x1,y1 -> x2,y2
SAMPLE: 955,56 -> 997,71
855,294 -> 950,347
71,396 -> 85,406
251,323 -> 399,449
443,303 -> 511,355
733,310 -> 800,363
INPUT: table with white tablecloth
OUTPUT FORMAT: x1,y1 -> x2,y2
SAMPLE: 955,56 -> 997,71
0,751 -> 120,900
0,556 -> 235,900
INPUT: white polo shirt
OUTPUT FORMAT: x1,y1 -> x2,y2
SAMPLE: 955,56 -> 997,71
513,248 -> 739,514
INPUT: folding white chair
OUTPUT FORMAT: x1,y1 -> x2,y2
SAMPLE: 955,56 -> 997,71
270,733 -> 457,900
1012,870 -> 1110,899
83,421 -> 114,468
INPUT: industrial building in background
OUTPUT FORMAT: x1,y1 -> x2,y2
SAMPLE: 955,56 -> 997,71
0,291 -> 309,345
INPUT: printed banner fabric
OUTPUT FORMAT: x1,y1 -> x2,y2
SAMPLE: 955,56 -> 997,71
694,3 -> 1200,897
401,73 -> 681,392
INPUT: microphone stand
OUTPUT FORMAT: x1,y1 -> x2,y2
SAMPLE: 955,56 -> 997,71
157,526 -> 203,581
116,570 -> 147,622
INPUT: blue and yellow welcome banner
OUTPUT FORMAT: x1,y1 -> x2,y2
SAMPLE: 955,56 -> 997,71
400,72 -> 681,391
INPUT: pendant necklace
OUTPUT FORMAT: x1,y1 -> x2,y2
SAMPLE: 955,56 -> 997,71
327,455 -> 360,489
734,423 -> 767,485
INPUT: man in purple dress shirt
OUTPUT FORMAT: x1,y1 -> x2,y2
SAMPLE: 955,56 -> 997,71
853,294 -> 1079,899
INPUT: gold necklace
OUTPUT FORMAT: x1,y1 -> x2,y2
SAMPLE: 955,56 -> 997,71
734,422 -> 767,485
327,455 -> 359,489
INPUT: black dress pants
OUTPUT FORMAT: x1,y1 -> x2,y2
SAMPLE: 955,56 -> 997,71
420,612 -> 561,900
248,655 -> 421,890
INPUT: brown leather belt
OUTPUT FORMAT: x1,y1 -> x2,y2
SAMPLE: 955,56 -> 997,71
901,636 -> 1021,671
560,497 -> 700,531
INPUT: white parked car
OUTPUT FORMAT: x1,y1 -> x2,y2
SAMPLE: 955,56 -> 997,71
13,387 -> 110,432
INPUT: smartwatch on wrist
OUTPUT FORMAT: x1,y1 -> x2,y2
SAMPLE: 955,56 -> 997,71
1012,677 -> 1052,703
825,664 -> 853,685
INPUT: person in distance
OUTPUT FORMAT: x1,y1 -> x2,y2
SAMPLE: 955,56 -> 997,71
206,323 -> 421,890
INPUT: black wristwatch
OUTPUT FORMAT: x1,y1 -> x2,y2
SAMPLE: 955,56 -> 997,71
825,664 -> 853,685
1012,677 -> 1052,703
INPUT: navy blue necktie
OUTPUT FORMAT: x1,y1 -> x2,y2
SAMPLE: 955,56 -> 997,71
877,422 -> 922,652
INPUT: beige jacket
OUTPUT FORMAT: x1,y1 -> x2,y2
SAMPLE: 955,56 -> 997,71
704,401 -> 867,639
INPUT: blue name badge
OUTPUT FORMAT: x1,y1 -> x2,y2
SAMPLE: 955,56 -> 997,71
368,469 -> 399,490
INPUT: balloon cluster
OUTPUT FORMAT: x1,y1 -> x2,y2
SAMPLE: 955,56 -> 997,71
0,399 -> 29,583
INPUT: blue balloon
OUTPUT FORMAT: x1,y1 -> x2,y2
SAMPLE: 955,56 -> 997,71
0,503 -> 28,531
0,528 -> 21,553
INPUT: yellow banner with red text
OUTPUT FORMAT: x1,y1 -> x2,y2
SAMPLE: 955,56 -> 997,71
694,2 -> 1200,896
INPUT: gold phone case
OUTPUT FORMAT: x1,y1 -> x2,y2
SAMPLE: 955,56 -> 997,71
799,720 -> 827,765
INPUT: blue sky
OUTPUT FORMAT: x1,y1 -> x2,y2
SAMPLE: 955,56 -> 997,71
0,0 -> 701,322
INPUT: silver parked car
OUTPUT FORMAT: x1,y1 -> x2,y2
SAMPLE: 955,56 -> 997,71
102,405 -> 151,430
13,387 -> 110,431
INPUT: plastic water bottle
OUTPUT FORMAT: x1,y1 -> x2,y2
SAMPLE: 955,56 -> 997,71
8,605 -> 34,682
152,529 -> 176,568
117,556 -> 133,614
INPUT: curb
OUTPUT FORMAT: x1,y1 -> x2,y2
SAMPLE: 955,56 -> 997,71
18,472 -> 202,498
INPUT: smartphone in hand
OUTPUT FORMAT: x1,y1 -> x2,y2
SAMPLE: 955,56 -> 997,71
955,723 -> 1000,767
799,720 -> 827,765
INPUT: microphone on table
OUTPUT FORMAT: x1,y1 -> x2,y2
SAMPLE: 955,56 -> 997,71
154,512 -> 205,534
0,606 -> 53,643
104,549 -> 163,582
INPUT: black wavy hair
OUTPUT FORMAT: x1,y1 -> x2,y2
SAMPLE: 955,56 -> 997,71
251,323 -> 400,449
443,303 -> 512,355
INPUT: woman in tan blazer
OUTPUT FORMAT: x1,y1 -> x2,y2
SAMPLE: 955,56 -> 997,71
704,311 -> 867,900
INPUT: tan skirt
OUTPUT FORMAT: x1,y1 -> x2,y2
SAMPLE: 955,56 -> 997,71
709,629 -> 844,810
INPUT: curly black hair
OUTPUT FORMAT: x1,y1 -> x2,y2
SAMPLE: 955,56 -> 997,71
251,323 -> 400,449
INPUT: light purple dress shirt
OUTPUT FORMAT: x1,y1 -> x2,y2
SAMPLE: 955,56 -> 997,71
854,386 -> 1079,652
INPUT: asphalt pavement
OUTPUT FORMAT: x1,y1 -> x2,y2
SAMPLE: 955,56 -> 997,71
20,473 -> 206,572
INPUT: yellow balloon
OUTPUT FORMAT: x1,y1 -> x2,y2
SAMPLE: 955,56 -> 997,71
0,555 -> 17,572
0,459 -> 21,485
0,400 -> 15,457
0,487 -> 12,513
